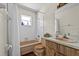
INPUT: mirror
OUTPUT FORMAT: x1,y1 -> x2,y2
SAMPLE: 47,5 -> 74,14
55,3 -> 79,41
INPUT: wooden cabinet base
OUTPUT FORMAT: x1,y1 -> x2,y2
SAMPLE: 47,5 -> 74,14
45,40 -> 79,56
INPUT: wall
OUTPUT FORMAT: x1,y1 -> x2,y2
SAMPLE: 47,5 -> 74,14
56,4 -> 79,41
18,3 -> 57,39
17,5 -> 37,41
42,4 -> 57,38
37,12 -> 44,38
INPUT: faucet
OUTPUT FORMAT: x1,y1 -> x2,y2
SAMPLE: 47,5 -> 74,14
64,33 -> 70,39
68,33 -> 70,36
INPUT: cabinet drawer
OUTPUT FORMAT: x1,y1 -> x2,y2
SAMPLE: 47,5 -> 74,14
46,40 -> 57,50
58,44 -> 65,54
21,46 -> 33,55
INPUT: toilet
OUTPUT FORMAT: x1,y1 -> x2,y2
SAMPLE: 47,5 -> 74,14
33,44 -> 45,56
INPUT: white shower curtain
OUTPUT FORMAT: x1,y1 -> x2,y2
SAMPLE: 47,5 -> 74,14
0,9 -> 8,56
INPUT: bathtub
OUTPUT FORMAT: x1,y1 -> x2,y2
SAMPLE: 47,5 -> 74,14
20,39 -> 41,55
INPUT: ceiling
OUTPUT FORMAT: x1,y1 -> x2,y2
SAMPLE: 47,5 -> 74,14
19,3 -> 57,12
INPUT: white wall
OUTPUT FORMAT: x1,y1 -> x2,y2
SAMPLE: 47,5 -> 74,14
37,12 -> 44,38
18,3 -> 57,39
42,4 -> 57,38
17,5 -> 37,41
56,4 -> 79,41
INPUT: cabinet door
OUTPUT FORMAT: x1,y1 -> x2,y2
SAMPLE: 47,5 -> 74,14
65,46 -> 76,56
46,46 -> 55,56
46,46 -> 50,56
58,44 -> 76,56
46,40 -> 57,50
75,50 -> 79,56
50,50 -> 55,56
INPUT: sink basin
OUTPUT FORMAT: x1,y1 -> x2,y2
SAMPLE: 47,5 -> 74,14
57,38 -> 79,43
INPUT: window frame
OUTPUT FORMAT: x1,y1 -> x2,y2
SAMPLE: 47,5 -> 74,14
21,15 -> 32,26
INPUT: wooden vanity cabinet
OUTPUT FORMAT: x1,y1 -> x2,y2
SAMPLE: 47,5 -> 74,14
46,40 -> 79,56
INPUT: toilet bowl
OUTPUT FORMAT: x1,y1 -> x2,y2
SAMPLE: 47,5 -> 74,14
33,44 -> 45,56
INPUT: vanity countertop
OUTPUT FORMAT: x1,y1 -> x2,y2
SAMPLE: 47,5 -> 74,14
43,37 -> 79,50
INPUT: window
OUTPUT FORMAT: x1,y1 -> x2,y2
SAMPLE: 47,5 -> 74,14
21,15 -> 32,26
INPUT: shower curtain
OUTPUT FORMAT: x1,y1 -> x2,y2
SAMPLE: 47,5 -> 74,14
0,9 -> 8,56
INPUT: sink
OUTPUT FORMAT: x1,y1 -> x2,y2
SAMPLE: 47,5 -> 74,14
63,39 -> 77,43
56,35 -> 79,43
57,38 -> 79,43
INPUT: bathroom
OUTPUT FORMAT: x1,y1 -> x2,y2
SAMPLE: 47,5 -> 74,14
17,3 -> 56,56
0,3 -> 79,56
